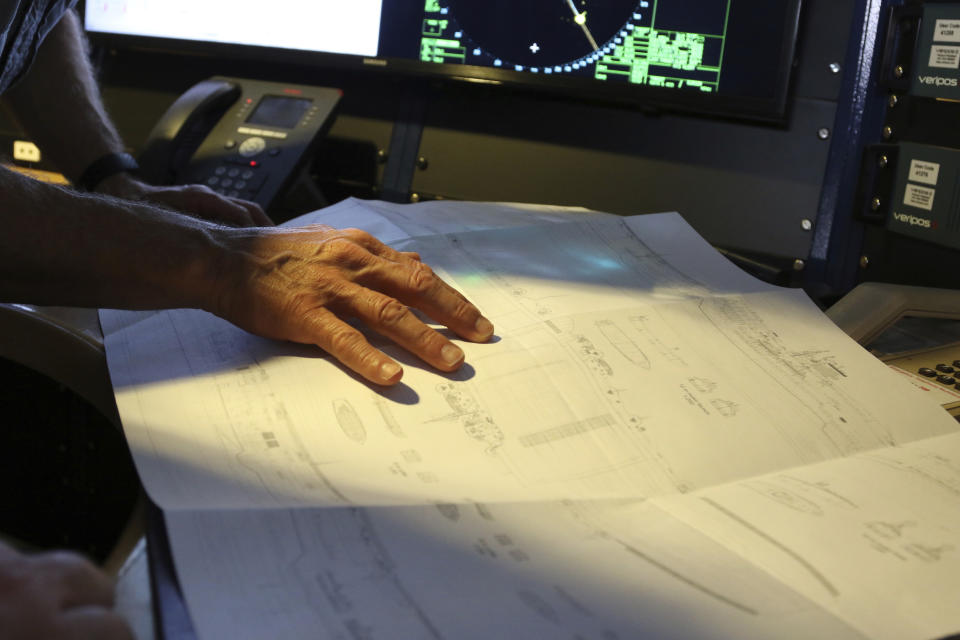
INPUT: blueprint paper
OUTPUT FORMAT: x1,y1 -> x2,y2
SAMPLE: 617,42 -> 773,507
164,500 -> 864,640
654,431 -> 960,640
100,198 -> 960,639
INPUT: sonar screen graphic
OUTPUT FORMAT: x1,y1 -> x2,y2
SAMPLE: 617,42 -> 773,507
419,0 -> 731,93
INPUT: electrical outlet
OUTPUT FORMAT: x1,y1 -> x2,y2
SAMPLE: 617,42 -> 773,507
13,140 -> 40,163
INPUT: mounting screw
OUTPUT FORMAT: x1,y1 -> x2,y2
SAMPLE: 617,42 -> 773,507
817,128 -> 830,140
829,62 -> 841,74
416,156 -> 429,170
859,255 -> 870,269
888,94 -> 899,108
882,125 -> 894,140
793,259 -> 806,272
410,193 -> 421,203
801,219 -> 813,231
871,197 -> 882,211
894,65 -> 904,78
878,155 -> 889,169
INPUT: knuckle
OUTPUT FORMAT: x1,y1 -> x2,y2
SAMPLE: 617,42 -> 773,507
31,551 -> 94,582
373,297 -> 409,326
450,297 -> 475,321
325,325 -> 365,355
415,323 -> 444,349
185,184 -> 213,199
323,237 -> 365,262
407,262 -> 436,293
342,227 -> 373,243
38,550 -> 87,570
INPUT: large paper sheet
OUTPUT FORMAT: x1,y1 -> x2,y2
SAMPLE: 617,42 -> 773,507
101,198 -> 960,639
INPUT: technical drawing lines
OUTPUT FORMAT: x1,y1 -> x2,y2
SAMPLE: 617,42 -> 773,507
743,480 -> 825,516
700,498 -> 840,597
596,319 -> 651,369
518,415 -> 618,447
558,499 -> 759,616
432,382 -> 505,453
586,218 -> 709,295
616,537 -> 760,616
351,509 -> 447,640
862,452 -> 960,499
628,314 -> 688,367
778,475 -> 858,510
374,395 -> 406,438
334,398 -> 366,444
694,296 -> 892,455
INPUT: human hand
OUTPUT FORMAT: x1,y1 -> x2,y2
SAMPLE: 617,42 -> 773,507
210,224 -> 494,385
0,541 -> 133,639
98,173 -> 273,227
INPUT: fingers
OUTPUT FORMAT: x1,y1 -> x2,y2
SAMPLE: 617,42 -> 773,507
356,257 -> 494,344
341,228 -> 421,264
0,548 -> 133,640
295,293 -> 464,385
296,307 -> 404,385
181,186 -> 262,227
296,231 -> 492,381
58,608 -> 135,640
144,184 -> 273,227
228,196 -> 274,226
326,281 -> 466,373
216,224 -> 495,384
321,228 -> 493,343
30,551 -> 115,609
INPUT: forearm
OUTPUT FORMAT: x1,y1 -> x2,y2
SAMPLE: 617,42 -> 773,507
1,9 -> 125,184
0,166 -> 221,310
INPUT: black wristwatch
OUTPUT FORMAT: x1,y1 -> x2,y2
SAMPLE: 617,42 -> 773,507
75,152 -> 140,192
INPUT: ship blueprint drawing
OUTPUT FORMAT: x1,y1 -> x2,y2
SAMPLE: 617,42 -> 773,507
101,198 -> 960,640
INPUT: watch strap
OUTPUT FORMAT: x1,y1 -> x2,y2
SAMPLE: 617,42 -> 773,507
75,152 -> 140,192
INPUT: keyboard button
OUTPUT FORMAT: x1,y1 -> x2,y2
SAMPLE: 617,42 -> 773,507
919,367 -> 938,377
937,375 -> 956,385
937,364 -> 955,373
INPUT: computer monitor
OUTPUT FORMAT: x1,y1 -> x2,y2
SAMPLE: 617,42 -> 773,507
84,0 -> 802,123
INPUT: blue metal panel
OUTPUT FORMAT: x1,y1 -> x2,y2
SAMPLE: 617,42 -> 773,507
808,0 -> 898,295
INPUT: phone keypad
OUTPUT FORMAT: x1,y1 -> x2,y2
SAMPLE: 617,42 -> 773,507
919,361 -> 960,391
203,162 -> 267,202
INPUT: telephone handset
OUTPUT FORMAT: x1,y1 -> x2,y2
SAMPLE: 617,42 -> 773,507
138,75 -> 342,211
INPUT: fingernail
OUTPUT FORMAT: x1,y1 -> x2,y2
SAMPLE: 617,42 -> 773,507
380,361 -> 402,382
441,344 -> 464,366
475,316 -> 494,337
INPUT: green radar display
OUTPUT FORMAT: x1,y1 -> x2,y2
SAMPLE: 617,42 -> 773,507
421,0 -> 730,93
434,1 -> 641,70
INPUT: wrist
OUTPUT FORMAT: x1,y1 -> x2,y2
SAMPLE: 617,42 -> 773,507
75,151 -> 140,193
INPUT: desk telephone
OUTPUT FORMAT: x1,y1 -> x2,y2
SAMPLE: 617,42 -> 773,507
138,76 -> 341,212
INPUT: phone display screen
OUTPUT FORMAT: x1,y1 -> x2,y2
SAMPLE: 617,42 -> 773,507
246,96 -> 313,129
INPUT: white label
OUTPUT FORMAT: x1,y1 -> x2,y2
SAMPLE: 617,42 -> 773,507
904,184 -> 936,211
935,19 -> 960,42
929,45 -> 960,69
909,159 -> 941,185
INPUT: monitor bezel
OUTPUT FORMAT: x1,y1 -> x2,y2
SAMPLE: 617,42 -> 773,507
82,0 -> 803,124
